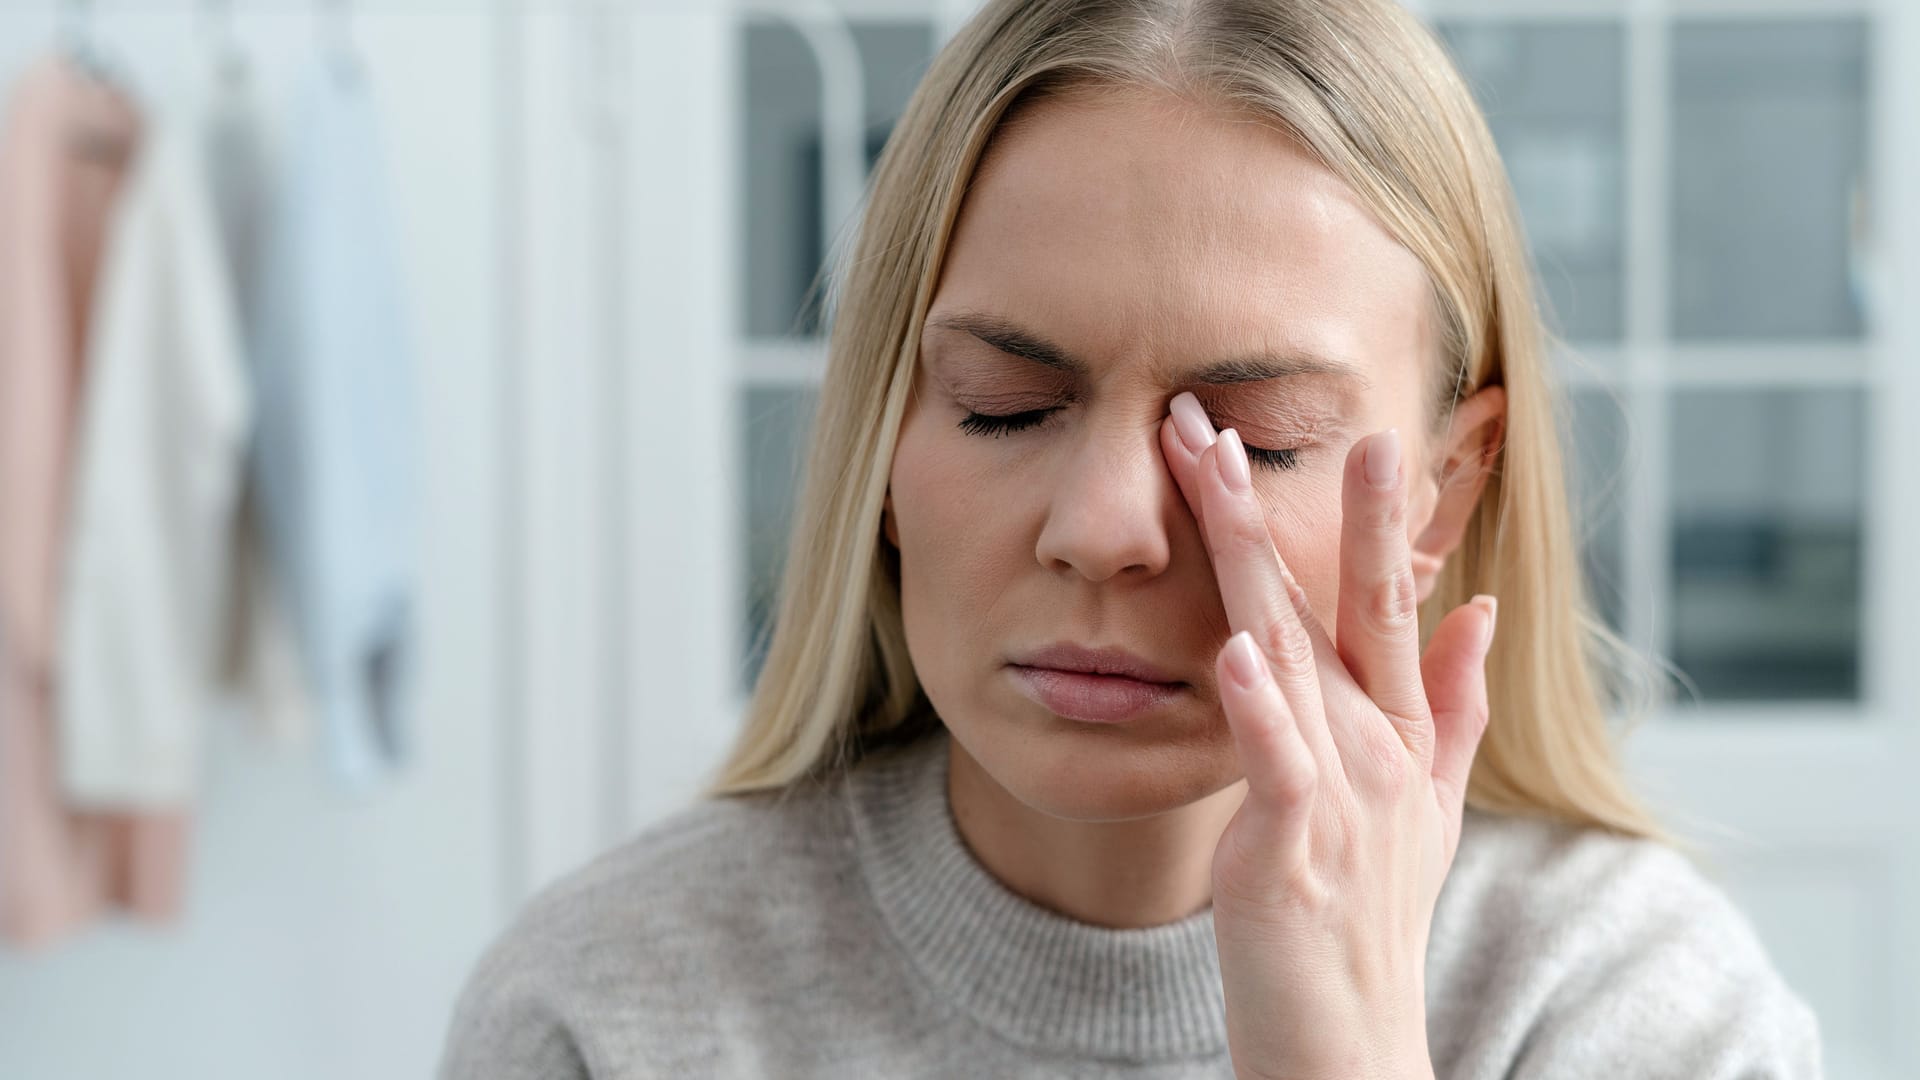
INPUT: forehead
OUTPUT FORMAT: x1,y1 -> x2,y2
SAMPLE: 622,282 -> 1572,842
925,87 -> 1432,393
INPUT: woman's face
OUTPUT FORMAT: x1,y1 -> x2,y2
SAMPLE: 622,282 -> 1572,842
884,87 -> 1471,821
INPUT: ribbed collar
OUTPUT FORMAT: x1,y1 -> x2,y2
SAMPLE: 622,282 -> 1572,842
843,728 -> 1229,1062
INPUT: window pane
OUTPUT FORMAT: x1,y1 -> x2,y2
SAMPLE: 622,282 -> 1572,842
1667,388 -> 1864,702
1437,20 -> 1626,345
1670,18 -> 1869,340
740,19 -> 935,338
1565,386 -> 1630,639
741,21 -> 821,338
740,386 -> 820,691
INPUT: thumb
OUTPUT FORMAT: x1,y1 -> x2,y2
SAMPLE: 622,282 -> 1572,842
1419,595 -> 1496,843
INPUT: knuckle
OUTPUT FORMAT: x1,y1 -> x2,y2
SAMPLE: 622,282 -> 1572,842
1405,711 -> 1436,753
1260,620 -> 1316,675
1274,753 -> 1318,808
1436,695 -> 1493,740
1402,714 -> 1436,764
1363,490 -> 1406,536
1364,568 -> 1421,633
1220,508 -> 1271,556
1362,729 -> 1411,795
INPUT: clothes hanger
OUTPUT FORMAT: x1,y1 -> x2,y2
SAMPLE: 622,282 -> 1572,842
58,0 -> 112,85
57,0 -> 136,167
204,0 -> 248,88
318,0 -> 363,85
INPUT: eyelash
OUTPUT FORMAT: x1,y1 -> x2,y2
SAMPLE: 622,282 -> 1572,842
956,408 -> 1302,471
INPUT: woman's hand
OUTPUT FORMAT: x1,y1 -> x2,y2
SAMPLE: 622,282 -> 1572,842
1159,392 -> 1498,1080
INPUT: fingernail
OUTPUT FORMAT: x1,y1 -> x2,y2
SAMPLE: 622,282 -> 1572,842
1169,392 -> 1216,454
1365,428 -> 1401,490
1217,428 -> 1251,493
1472,594 -> 1498,654
1224,630 -> 1266,690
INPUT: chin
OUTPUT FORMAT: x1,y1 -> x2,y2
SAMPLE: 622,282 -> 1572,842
957,710 -> 1241,823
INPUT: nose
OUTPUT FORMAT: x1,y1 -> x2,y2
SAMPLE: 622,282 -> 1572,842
1033,418 -> 1180,582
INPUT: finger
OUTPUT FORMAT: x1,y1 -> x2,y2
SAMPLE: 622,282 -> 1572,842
1421,594 -> 1497,858
1195,428 -> 1344,782
1159,417 -> 1213,553
1336,429 -> 1435,759
1161,392 -> 1218,549
1218,630 -> 1314,869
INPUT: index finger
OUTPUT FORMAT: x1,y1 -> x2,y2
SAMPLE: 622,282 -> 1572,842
1160,391 -> 1252,559
1195,430 -> 1346,777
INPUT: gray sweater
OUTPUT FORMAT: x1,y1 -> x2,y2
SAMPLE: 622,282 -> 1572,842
437,728 -> 1822,1078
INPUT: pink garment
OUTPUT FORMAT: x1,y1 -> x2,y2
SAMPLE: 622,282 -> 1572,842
0,55 -> 190,949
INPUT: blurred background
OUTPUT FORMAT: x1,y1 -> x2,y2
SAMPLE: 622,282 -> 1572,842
0,0 -> 1913,1077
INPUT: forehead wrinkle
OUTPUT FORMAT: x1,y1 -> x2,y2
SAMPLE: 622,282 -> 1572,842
1147,352 -> 1373,397
924,308 -> 1373,397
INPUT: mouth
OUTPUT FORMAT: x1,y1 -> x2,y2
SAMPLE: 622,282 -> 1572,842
1006,642 -> 1183,684
1006,666 -> 1187,724
1004,642 -> 1188,724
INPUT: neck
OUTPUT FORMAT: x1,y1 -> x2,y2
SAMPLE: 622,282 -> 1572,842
844,727 -> 1232,1060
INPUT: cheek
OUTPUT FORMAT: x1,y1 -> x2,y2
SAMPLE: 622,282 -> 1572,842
1250,473 -> 1345,627
891,413 -> 987,545
888,416 -> 1026,627
888,416 -> 1043,721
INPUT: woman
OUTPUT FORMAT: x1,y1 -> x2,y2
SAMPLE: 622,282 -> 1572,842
440,0 -> 1821,1076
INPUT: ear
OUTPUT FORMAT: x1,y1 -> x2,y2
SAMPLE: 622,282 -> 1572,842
882,489 -> 900,548
1409,384 -> 1506,603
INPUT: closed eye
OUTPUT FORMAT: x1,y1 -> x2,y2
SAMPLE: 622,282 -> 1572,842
956,408 -> 1058,438
955,409 -> 1302,470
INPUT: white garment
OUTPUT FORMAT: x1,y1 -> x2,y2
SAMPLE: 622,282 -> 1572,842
57,63 -> 307,809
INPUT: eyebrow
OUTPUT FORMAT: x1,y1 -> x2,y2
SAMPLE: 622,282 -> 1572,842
924,310 -> 1372,390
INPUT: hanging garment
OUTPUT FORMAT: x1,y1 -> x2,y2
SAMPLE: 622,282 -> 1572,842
203,60 -> 313,748
250,57 -> 417,792
0,55 -> 190,948
56,53 -> 310,813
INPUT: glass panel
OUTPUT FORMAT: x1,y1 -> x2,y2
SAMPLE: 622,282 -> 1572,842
1564,385 -> 1631,640
1669,18 -> 1869,340
1667,388 -> 1864,702
1437,20 -> 1627,344
741,20 -> 821,339
740,386 -> 821,691
740,19 -> 936,339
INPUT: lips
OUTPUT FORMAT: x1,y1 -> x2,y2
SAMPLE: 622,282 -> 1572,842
1005,641 -> 1186,724
1007,666 -> 1185,723
1007,642 -> 1183,685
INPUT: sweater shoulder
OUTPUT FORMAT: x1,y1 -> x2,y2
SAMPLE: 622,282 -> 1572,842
1440,806 -> 1721,930
437,776 -> 858,1079
480,774 -> 852,974
1429,807 -> 1823,1078
526,777 -> 848,938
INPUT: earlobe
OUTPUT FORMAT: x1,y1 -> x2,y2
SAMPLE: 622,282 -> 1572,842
1411,550 -> 1446,602
1409,385 -> 1507,602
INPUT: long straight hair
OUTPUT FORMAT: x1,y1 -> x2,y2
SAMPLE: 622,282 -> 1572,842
704,0 -> 1668,843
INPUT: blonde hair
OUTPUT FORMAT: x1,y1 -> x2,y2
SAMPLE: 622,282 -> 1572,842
703,0 -> 1670,843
